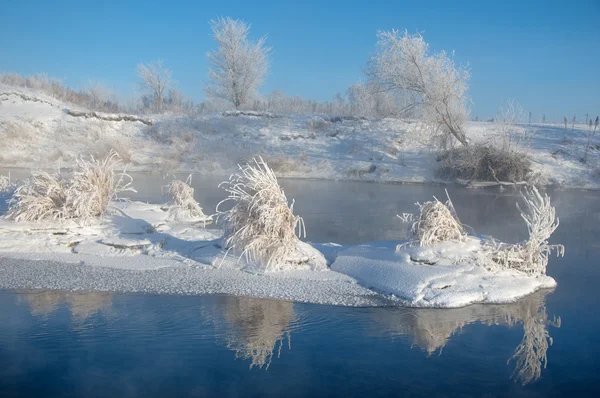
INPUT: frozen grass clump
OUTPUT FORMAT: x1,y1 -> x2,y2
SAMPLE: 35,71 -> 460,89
6,171 -> 70,222
67,151 -> 134,223
484,187 -> 564,275
5,151 -> 133,224
217,157 -> 319,271
163,175 -> 209,222
398,187 -> 563,276
408,190 -> 466,246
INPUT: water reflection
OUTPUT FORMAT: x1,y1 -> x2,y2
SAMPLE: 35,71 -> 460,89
371,289 -> 560,385
20,290 -> 113,322
2,289 -> 565,390
12,288 -> 561,385
208,296 -> 295,369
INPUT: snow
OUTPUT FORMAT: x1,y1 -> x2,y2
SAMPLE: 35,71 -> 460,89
2,83 -> 599,189
0,197 -> 557,308
330,240 -> 556,308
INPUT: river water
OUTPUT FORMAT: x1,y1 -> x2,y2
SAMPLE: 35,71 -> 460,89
1,172 -> 599,396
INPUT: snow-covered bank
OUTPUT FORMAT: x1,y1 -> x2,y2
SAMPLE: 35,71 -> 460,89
0,199 -> 559,308
2,83 -> 599,189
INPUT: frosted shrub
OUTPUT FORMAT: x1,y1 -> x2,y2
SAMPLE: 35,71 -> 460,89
217,157 -> 313,271
409,190 -> 466,246
6,171 -> 70,222
484,187 -> 564,275
67,151 -> 134,223
163,175 -> 209,222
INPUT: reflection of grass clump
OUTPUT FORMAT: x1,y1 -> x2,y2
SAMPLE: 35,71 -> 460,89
371,289 -> 560,384
223,297 -> 294,369
22,290 -> 112,321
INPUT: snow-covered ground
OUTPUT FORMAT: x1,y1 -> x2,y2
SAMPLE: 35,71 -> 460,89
0,198 -> 557,308
2,83 -> 599,189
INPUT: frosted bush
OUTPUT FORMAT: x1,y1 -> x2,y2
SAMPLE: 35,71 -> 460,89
163,175 -> 209,222
484,187 -> 564,275
67,151 -> 134,224
217,157 -> 323,271
408,190 -> 466,246
6,171 -> 70,222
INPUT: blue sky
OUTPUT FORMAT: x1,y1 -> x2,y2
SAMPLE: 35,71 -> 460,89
1,0 -> 598,119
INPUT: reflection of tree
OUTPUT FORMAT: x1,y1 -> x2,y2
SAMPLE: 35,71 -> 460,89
372,289 -> 560,384
21,290 -> 112,321
212,296 -> 295,369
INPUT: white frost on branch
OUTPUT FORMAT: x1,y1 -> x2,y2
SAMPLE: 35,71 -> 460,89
205,17 -> 271,109
367,30 -> 470,146
136,60 -> 173,113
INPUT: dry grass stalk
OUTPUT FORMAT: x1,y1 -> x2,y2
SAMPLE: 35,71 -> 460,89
5,150 -> 133,224
6,171 -> 70,222
410,190 -> 466,246
163,175 -> 208,221
484,187 -> 564,275
217,156 -> 306,271
68,150 -> 134,223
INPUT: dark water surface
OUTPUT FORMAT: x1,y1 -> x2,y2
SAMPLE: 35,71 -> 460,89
1,173 -> 599,397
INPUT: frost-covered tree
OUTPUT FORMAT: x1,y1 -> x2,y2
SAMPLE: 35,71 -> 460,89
366,30 -> 470,146
205,17 -> 271,109
136,60 -> 173,113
